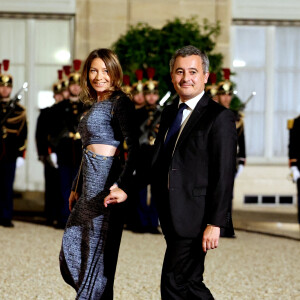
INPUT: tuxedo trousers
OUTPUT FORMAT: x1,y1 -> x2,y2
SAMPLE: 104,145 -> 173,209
161,236 -> 214,300
156,189 -> 214,300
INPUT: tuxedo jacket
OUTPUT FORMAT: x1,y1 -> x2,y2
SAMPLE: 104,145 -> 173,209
151,92 -> 237,238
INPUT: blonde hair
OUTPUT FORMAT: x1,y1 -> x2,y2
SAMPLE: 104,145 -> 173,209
80,48 -> 123,104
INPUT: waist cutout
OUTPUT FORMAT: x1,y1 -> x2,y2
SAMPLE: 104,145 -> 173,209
86,144 -> 117,157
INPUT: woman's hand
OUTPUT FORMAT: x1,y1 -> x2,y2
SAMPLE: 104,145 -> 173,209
69,191 -> 79,211
104,184 -> 128,207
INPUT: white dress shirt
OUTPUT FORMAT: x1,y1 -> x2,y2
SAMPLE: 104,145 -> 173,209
170,91 -> 205,152
179,91 -> 204,125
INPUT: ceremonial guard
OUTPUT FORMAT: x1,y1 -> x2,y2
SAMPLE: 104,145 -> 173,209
216,68 -> 247,237
205,72 -> 218,101
0,59 -> 27,227
122,71 -> 147,231
132,69 -> 146,110
135,68 -> 161,233
288,116 -> 300,227
217,69 -> 246,172
35,70 -> 63,226
49,59 -> 85,228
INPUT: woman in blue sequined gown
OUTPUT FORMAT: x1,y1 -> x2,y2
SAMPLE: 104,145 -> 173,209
59,48 -> 139,300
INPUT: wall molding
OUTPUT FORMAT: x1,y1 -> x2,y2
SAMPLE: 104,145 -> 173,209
0,0 -> 76,14
232,0 -> 300,21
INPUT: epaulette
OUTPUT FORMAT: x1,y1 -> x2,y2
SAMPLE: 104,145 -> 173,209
287,119 -> 294,130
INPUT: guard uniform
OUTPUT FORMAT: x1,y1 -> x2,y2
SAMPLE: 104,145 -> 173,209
49,60 -> 85,228
0,59 -> 27,227
288,116 -> 300,224
35,70 -> 64,225
135,67 -> 161,233
216,68 -> 237,237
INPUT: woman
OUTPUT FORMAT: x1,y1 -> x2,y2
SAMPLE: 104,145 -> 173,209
59,48 -> 139,299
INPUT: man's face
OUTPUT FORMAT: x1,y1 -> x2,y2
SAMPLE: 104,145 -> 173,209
69,83 -> 81,97
62,89 -> 70,99
133,92 -> 145,105
171,55 -> 209,101
218,94 -> 232,109
54,93 -> 64,103
0,86 -> 12,99
145,92 -> 159,106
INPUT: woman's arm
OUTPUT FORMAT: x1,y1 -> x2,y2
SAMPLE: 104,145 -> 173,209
113,94 -> 140,194
104,94 -> 140,206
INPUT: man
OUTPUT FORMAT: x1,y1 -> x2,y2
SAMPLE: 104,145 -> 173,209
0,59 -> 27,227
35,70 -> 64,226
216,68 -> 246,237
134,67 -> 161,233
124,70 -> 149,232
216,69 -> 246,172
288,116 -> 300,228
48,59 -> 84,228
151,46 -> 237,299
131,69 -> 146,110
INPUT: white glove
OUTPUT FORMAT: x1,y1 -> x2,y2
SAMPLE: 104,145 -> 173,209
16,157 -> 25,168
49,153 -> 59,169
291,166 -> 300,182
235,164 -> 244,178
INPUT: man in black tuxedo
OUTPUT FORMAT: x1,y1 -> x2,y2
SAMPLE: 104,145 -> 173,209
151,45 -> 237,299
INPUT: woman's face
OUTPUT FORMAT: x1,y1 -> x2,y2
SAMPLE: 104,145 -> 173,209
89,58 -> 111,94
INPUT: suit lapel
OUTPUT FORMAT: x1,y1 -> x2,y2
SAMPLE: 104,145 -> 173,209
175,93 -> 210,149
159,98 -> 180,141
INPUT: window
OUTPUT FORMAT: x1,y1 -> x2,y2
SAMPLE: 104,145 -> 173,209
232,25 -> 300,162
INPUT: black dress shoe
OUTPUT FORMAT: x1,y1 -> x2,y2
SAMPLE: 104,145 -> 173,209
0,219 -> 14,227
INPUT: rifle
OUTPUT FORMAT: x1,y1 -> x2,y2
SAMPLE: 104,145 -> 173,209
0,82 -> 28,127
139,107 -> 162,146
238,91 -> 256,112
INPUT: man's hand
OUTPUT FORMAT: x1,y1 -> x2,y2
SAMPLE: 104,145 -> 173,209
104,184 -> 127,207
202,225 -> 220,252
69,191 -> 79,211
291,166 -> 300,182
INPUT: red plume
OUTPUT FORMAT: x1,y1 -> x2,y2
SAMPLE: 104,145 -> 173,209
63,65 -> 71,76
222,68 -> 231,80
58,70 -> 63,80
209,73 -> 217,84
123,75 -> 130,86
3,59 -> 10,72
73,59 -> 81,72
0,63 -> 2,74
135,69 -> 143,81
147,67 -> 155,79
